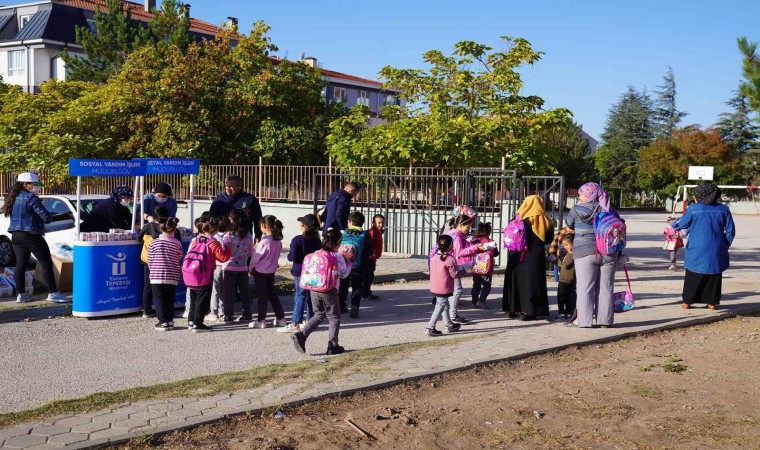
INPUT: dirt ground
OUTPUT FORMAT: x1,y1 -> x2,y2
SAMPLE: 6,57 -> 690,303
121,314 -> 760,450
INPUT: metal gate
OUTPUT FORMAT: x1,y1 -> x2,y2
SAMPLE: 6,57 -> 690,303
312,170 -> 564,261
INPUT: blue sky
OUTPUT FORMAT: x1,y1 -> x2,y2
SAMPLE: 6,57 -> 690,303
187,0 -> 760,141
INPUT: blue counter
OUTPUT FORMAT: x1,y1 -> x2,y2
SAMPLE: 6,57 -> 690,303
73,241 -> 143,317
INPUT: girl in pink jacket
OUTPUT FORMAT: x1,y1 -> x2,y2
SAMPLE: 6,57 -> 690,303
427,235 -> 462,336
248,215 -> 285,329
444,214 -> 486,324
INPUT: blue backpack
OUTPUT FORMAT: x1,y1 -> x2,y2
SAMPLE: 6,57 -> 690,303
341,230 -> 367,269
594,211 -> 626,256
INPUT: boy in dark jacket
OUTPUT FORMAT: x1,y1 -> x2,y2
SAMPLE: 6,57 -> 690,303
338,211 -> 373,318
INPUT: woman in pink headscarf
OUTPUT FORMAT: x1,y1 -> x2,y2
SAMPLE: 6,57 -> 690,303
564,182 -> 622,328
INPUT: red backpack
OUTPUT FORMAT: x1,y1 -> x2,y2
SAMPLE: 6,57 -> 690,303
182,236 -> 214,288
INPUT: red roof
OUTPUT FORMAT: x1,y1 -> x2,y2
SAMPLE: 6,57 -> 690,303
320,68 -> 382,87
55,0 -> 224,35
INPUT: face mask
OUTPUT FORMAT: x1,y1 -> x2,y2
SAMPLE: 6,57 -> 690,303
31,185 -> 40,194
154,196 -> 168,204
120,200 -> 131,207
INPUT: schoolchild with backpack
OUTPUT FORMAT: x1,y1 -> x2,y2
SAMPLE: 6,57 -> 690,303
209,216 -> 230,322
445,214 -> 486,324
565,182 -> 624,328
470,222 -> 499,309
248,215 -> 287,329
147,217 -> 183,331
338,212 -> 373,319
222,209 -> 254,323
278,214 -> 322,333
291,229 -> 351,355
426,234 -> 462,336
138,205 -> 180,318
183,217 -> 231,332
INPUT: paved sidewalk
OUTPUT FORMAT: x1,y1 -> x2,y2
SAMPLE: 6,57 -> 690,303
1,212 -> 758,449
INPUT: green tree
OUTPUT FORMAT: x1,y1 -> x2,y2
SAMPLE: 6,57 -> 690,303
327,37 -> 572,171
653,66 -> 688,137
715,90 -> 760,185
738,37 -> 760,113
542,122 -> 594,188
596,86 -> 655,189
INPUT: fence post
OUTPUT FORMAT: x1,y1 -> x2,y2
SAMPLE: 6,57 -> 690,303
258,157 -> 263,199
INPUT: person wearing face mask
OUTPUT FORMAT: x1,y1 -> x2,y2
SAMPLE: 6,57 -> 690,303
141,183 -> 177,221
1,172 -> 69,303
82,185 -> 136,232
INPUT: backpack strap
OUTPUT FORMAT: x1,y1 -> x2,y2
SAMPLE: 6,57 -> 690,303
621,263 -> 632,293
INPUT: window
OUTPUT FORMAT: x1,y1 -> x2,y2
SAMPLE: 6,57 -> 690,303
86,19 -> 98,33
8,50 -> 26,77
357,90 -> 370,106
333,87 -> 346,103
19,15 -> 31,30
383,95 -> 397,106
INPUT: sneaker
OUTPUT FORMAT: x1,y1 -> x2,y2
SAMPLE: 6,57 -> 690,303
191,323 -> 212,333
167,322 -> 174,328
668,264 -> 676,271
273,318 -> 288,327
326,345 -> 345,355
142,309 -> 156,318
235,316 -> 252,323
154,322 -> 170,331
276,323 -> 301,333
369,294 -> 380,300
471,302 -> 485,309
16,293 -> 32,303
426,328 -> 443,337
187,321 -> 194,330
206,313 -> 219,322
291,332 -> 306,354
444,323 -> 462,333
248,320 -> 268,329
349,305 -> 359,319
452,315 -> 470,324
181,311 -> 189,319
47,292 -> 70,303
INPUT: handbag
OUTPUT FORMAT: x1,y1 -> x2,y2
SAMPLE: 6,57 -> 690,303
613,264 -> 634,313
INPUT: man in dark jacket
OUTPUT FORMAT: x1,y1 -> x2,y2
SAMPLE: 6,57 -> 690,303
322,182 -> 359,235
209,175 -> 263,241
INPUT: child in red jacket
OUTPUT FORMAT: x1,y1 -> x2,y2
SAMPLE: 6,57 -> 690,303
362,214 -> 385,301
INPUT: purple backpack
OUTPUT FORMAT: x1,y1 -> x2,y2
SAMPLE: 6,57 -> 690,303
502,214 -> 528,253
594,211 -> 626,256
182,236 -> 214,288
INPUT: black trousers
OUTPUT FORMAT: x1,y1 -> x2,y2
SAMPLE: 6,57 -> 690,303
142,264 -> 154,312
361,259 -> 377,298
253,271 -> 285,322
152,283 -> 176,324
556,281 -> 577,315
12,231 -> 56,294
339,270 -> 363,310
682,270 -> 722,305
471,274 -> 492,305
189,287 -> 212,325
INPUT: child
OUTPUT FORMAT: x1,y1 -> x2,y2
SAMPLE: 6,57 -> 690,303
147,217 -> 183,331
445,214 -> 486,324
362,214 -> 385,301
279,214 -> 322,333
339,211 -> 373,318
248,215 -> 287,329
138,205 -> 176,318
185,217 -> 231,332
291,229 -> 351,355
182,212 -> 211,319
427,234 -> 462,336
471,222 -> 499,309
556,234 -> 576,320
209,215 -> 230,322
663,216 -> 684,271
223,209 -> 254,322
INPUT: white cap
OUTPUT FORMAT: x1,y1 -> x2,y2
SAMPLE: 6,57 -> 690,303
17,172 -> 43,186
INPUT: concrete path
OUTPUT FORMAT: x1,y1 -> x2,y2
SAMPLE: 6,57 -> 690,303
0,212 -> 758,449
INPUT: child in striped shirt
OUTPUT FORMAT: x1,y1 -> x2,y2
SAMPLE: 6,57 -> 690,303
147,217 -> 183,331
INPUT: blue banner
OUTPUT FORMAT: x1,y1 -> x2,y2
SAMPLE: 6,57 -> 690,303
140,158 -> 201,175
69,159 -> 146,177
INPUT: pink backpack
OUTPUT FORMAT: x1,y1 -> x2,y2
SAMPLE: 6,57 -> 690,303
502,214 -> 528,253
182,236 -> 214,288
299,250 -> 339,292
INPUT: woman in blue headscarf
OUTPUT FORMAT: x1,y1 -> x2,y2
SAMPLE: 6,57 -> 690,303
565,182 -> 622,328
81,185 -> 135,232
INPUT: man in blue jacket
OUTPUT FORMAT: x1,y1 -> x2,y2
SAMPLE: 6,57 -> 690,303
322,182 -> 360,235
209,175 -> 263,241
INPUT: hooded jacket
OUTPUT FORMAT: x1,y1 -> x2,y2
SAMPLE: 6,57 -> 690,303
322,189 -> 351,235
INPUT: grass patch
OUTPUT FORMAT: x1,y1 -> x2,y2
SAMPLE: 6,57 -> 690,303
663,363 -> 688,374
631,384 -> 662,399
0,334 -> 484,427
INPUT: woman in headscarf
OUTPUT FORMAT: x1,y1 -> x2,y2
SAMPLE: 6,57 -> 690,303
82,185 -> 135,232
503,195 -> 554,321
672,183 -> 735,310
565,182 -> 621,328
141,182 -> 177,221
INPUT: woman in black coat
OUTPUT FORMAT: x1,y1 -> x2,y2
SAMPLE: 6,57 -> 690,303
82,185 -> 134,232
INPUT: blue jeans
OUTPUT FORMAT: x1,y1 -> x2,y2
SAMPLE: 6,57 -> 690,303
291,276 -> 314,324
428,296 -> 454,330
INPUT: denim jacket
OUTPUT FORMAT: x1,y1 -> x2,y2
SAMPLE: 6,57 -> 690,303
8,191 -> 52,234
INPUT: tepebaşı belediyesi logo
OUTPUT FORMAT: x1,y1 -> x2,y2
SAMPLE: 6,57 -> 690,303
106,252 -> 127,276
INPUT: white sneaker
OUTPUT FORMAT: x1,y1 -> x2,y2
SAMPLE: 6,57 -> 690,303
181,311 -> 189,319
249,320 -> 268,329
276,323 -> 301,333
273,318 -> 288,327
16,293 -> 32,303
206,313 -> 219,322
47,292 -> 70,303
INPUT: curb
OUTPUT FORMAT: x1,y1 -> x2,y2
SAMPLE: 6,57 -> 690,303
74,303 -> 760,449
